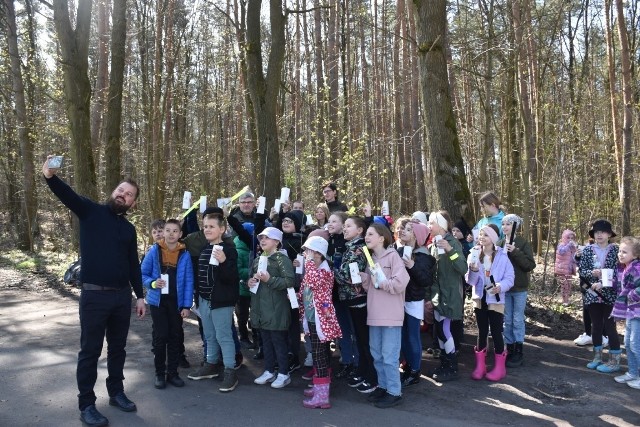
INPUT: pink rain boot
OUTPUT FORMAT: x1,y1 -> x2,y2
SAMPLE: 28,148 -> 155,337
303,383 -> 315,397
485,350 -> 507,382
303,377 -> 331,409
471,347 -> 487,380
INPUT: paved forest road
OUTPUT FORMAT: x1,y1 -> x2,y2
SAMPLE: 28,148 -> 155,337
1,266 -> 639,427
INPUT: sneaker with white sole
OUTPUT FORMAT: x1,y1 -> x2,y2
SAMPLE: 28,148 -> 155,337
574,333 -> 592,346
254,371 -> 276,385
270,373 -> 291,389
627,378 -> 640,389
347,376 -> 365,387
356,381 -> 377,393
615,372 -> 639,383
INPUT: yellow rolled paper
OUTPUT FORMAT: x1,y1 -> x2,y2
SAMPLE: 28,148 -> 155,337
229,186 -> 250,202
362,246 -> 375,267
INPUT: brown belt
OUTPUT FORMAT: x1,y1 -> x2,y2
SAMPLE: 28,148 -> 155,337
82,283 -> 121,291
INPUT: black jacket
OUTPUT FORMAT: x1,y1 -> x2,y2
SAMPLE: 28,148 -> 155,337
398,247 -> 436,302
196,241 -> 239,308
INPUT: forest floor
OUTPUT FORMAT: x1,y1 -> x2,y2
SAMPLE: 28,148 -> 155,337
1,247 -> 639,427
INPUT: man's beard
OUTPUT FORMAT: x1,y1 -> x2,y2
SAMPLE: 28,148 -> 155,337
107,196 -> 131,215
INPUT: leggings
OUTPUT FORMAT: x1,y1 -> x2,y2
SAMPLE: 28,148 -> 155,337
588,303 -> 620,350
474,304 -> 504,353
309,322 -> 331,378
434,311 -> 456,354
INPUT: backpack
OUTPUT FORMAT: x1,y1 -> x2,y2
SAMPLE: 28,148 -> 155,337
63,258 -> 82,287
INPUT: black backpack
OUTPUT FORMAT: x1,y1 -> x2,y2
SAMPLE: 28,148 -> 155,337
63,258 -> 82,287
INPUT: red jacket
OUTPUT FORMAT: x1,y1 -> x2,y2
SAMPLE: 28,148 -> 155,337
298,260 -> 342,341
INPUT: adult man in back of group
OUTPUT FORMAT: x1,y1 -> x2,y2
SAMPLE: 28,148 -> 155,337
322,182 -> 349,213
42,156 -> 146,427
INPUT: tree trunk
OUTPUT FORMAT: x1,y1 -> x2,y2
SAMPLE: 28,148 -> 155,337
245,0 -> 285,201
53,0 -> 98,200
103,0 -> 127,194
5,0 -> 38,250
614,0 -> 634,236
413,0 -> 473,223
90,0 -> 109,156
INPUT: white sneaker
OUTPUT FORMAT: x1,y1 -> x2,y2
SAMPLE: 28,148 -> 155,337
615,372 -> 638,383
304,352 -> 313,367
574,333 -> 592,346
254,371 -> 276,385
602,336 -> 609,348
270,373 -> 291,389
627,379 -> 640,389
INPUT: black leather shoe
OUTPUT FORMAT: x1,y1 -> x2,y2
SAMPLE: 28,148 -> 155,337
80,405 -> 109,426
108,391 -> 137,412
166,374 -> 185,387
154,374 -> 166,389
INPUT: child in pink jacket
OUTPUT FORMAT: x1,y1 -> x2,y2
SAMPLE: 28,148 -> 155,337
360,223 -> 410,409
555,229 -> 577,305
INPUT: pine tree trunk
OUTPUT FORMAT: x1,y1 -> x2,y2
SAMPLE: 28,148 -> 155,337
413,0 -> 473,223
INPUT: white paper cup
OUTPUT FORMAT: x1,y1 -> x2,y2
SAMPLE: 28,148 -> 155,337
434,235 -> 445,254
209,245 -> 223,265
199,196 -> 207,213
349,262 -> 362,284
257,196 -> 266,214
469,247 -> 480,265
280,187 -> 290,204
258,256 -> 269,274
403,246 -> 412,260
295,255 -> 304,274
601,268 -> 614,287
381,201 -> 389,215
273,199 -> 282,214
182,191 -> 192,209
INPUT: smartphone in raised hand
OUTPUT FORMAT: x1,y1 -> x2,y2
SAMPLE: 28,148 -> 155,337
47,156 -> 63,169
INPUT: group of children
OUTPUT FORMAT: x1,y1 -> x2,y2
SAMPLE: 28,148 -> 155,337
138,184 -> 640,411
554,220 -> 640,388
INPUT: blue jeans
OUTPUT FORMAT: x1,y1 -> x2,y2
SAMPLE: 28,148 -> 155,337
625,318 -> 640,377
369,326 -> 402,396
199,298 -> 235,369
401,313 -> 422,370
504,291 -> 527,344
335,300 -> 359,365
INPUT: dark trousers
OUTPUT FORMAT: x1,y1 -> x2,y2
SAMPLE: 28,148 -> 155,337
349,306 -> 378,385
475,307 -> 504,353
235,296 -> 252,340
288,308 -> 301,361
150,297 -> 183,375
309,322 -> 331,377
588,303 -> 620,350
583,302 -> 592,335
77,288 -> 131,411
451,319 -> 464,350
261,329 -> 289,374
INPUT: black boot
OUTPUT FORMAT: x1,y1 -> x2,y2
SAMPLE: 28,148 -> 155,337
506,343 -> 515,366
430,352 -> 459,382
427,354 -> 447,379
506,342 -> 523,367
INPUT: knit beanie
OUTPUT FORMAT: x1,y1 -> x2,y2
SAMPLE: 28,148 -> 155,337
411,211 -> 428,225
412,222 -> 429,247
283,209 -> 304,233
